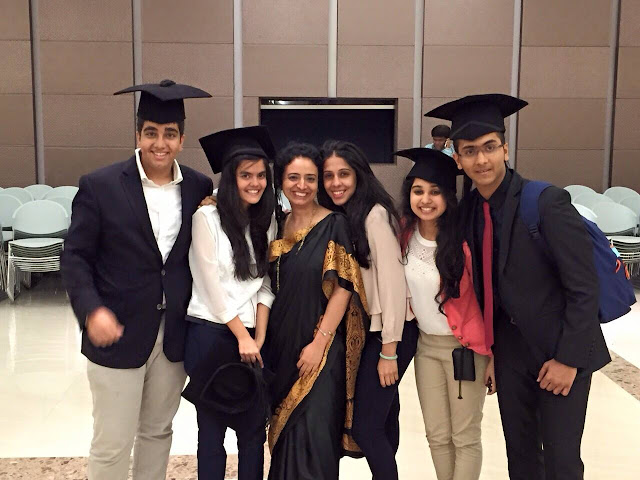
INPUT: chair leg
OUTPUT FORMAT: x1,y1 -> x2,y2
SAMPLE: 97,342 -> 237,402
21,270 -> 32,289
0,250 -> 6,292
15,267 -> 23,297
6,259 -> 15,302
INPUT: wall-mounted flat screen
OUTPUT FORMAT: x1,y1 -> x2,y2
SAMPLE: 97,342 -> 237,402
259,98 -> 397,164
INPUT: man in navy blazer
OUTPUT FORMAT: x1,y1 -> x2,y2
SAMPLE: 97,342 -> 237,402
61,80 -> 213,480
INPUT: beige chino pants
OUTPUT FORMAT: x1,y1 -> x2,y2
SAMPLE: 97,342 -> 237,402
414,331 -> 489,480
86,319 -> 187,480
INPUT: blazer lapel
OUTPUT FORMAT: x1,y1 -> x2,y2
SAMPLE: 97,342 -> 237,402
120,157 -> 163,263
498,172 -> 523,273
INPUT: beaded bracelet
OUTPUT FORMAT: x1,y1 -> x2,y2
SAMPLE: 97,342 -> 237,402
379,352 -> 398,361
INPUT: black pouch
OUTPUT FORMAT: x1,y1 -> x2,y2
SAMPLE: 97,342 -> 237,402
452,346 -> 475,399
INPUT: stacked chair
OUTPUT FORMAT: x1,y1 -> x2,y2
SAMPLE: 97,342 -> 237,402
570,184 -> 640,288
0,220 -> 6,293
1,185 -> 79,297
5,200 -> 68,301
608,236 -> 640,287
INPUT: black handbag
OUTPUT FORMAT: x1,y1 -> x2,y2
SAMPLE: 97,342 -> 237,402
452,346 -> 475,399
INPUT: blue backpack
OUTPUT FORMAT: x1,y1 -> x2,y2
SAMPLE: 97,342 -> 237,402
520,181 -> 636,323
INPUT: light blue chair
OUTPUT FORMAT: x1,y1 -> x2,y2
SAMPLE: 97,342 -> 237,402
620,196 -> 640,223
24,184 -> 53,200
43,185 -> 79,200
591,203 -> 638,236
2,187 -> 33,205
573,192 -> 615,211
47,196 -> 73,224
572,203 -> 597,223
564,184 -> 595,200
0,194 -> 23,242
603,186 -> 640,203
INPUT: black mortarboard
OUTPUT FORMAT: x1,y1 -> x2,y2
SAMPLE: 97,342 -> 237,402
182,333 -> 273,417
424,94 -> 528,141
114,79 -> 211,124
431,124 -> 451,138
396,147 -> 461,192
199,126 -> 276,174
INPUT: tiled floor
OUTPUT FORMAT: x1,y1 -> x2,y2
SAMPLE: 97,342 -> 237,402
1,274 -> 639,479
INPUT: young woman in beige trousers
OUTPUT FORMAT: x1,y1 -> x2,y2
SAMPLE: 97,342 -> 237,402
397,147 -> 495,480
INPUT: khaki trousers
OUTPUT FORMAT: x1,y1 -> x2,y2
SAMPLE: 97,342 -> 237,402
414,331 -> 489,480
86,320 -> 187,480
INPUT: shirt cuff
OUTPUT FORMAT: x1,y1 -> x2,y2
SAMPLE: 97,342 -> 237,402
257,291 -> 275,309
215,309 -> 239,325
381,331 -> 404,345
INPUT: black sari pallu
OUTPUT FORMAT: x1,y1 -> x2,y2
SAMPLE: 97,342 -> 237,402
263,212 -> 369,480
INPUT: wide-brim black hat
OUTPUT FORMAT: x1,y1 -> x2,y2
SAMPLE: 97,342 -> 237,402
396,147 -> 461,192
424,93 -> 528,141
114,79 -> 211,124
199,126 -> 276,174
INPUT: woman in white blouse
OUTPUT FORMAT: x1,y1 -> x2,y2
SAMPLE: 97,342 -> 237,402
319,140 -> 418,480
183,126 -> 277,480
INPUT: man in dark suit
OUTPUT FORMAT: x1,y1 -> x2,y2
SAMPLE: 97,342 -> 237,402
61,80 -> 213,480
425,94 -> 610,480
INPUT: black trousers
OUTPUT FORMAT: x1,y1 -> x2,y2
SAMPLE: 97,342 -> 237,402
184,321 -> 265,480
494,317 -> 592,480
352,320 -> 419,480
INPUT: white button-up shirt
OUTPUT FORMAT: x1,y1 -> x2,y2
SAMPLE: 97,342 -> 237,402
135,148 -> 183,263
187,205 -> 276,328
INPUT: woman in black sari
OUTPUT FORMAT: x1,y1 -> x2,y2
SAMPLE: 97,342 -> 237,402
263,142 -> 369,480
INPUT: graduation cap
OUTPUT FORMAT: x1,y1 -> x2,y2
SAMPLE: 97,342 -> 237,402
182,334 -> 273,417
395,147 -> 461,192
199,126 -> 276,174
114,79 -> 211,125
424,94 -> 528,141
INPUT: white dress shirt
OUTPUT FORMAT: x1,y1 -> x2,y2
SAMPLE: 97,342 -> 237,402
404,227 -> 452,335
187,205 -> 276,328
135,148 -> 183,263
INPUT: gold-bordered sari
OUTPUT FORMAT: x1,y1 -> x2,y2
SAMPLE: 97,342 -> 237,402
263,212 -> 369,479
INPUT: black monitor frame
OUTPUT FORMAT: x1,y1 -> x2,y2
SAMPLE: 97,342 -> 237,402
259,97 -> 398,164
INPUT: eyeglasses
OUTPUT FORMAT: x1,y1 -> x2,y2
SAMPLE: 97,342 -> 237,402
458,143 -> 505,159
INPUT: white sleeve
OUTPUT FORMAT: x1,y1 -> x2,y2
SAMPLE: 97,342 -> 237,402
257,215 -> 277,308
189,210 -> 238,323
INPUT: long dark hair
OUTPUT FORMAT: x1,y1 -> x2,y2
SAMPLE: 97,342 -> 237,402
318,140 -> 399,269
273,141 -> 323,231
399,176 -> 464,314
217,155 -> 275,281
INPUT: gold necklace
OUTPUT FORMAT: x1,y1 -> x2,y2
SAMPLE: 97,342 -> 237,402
276,204 -> 317,292
296,203 -> 317,253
